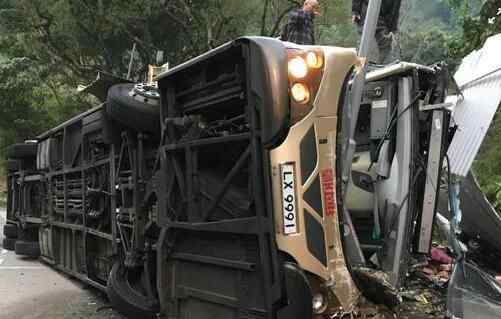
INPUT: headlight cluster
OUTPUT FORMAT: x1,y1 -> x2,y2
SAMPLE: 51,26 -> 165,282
312,292 -> 328,314
288,57 -> 309,79
306,51 -> 324,69
287,49 -> 325,124
290,83 -> 310,104
306,274 -> 337,316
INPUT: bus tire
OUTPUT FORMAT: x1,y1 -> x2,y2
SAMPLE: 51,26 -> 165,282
106,84 -> 160,135
3,224 -> 18,239
2,238 -> 16,251
14,240 -> 40,257
278,262 -> 313,319
6,143 -> 37,159
6,159 -> 19,172
107,261 -> 159,319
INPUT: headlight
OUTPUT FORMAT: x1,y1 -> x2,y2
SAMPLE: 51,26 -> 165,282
291,83 -> 310,104
286,48 -> 325,125
306,51 -> 323,69
288,57 -> 308,79
312,292 -> 328,314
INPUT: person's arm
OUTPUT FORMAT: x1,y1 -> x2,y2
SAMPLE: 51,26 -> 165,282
280,10 -> 295,41
280,22 -> 288,41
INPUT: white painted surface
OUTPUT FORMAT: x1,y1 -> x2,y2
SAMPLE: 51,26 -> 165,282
281,164 -> 298,235
447,34 -> 501,177
0,208 -> 6,244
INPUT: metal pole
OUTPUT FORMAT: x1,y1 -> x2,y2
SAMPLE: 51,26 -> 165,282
127,43 -> 137,80
337,0 -> 382,267
342,0 -> 382,195
358,0 -> 381,59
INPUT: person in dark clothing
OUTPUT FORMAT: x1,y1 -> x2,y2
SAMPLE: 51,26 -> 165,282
352,0 -> 403,64
280,0 -> 320,45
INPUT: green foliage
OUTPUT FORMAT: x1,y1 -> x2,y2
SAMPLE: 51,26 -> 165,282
445,0 -> 501,62
401,26 -> 450,65
316,0 -> 358,47
399,0 -> 457,65
0,56 -> 93,149
0,0 -> 272,152
317,19 -> 358,48
473,110 -> 501,212
0,57 -> 50,146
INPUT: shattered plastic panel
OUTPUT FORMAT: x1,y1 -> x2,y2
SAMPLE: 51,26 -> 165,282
436,172 -> 501,255
459,173 -> 501,253
447,261 -> 501,319
447,34 -> 501,177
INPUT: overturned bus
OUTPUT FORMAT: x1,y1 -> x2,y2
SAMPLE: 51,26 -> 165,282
2,36 -> 454,318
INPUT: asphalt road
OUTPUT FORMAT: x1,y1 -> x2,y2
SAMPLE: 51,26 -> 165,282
0,209 -> 124,319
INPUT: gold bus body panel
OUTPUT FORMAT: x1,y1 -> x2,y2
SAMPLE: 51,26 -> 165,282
270,46 -> 362,312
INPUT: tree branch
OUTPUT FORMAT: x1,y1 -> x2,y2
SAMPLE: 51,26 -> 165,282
260,0 -> 270,36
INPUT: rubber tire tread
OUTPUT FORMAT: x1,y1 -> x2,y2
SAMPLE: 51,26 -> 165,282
2,238 -> 16,251
106,84 -> 160,134
279,262 -> 313,319
14,240 -> 41,257
3,224 -> 18,239
107,261 -> 159,319
6,143 -> 37,159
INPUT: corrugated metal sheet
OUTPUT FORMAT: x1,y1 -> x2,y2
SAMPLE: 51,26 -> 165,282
447,34 -> 501,177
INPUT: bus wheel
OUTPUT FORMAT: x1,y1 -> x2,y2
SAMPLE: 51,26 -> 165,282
106,83 -> 160,135
14,240 -> 40,257
3,224 -> 18,239
2,238 -> 16,251
278,262 -> 313,319
107,261 -> 159,319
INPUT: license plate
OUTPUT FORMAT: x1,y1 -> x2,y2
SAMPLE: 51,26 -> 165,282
281,164 -> 298,235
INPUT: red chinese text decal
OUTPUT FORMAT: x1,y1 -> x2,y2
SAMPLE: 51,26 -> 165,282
320,168 -> 337,217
